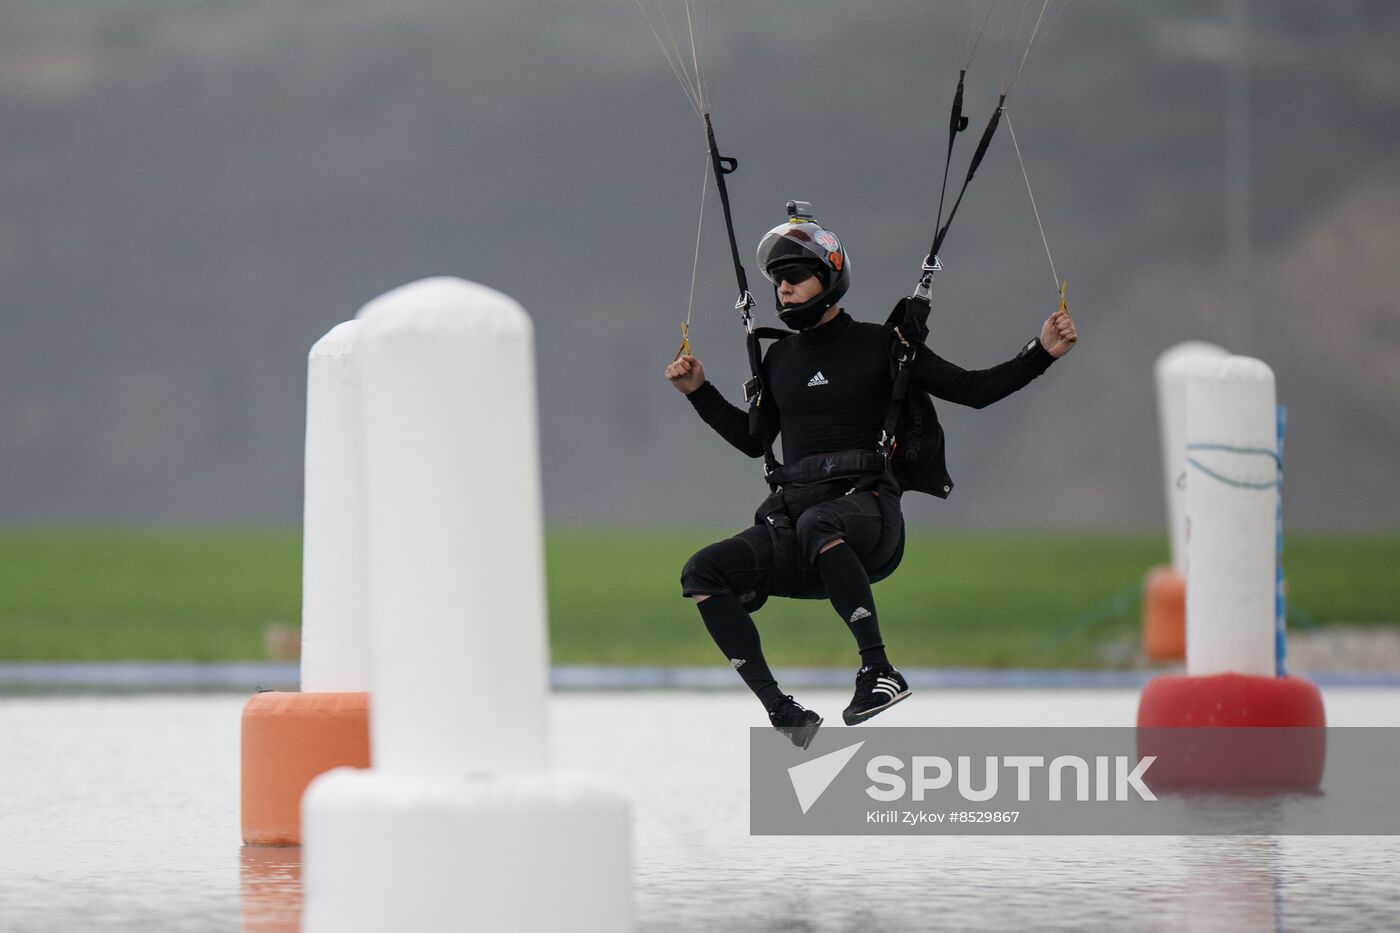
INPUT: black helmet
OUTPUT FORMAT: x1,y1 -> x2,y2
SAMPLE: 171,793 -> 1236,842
756,200 -> 850,330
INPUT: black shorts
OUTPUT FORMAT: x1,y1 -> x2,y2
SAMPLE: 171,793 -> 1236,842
680,471 -> 905,612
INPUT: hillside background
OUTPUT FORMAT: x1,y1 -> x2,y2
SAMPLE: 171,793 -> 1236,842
2,0 -> 1397,531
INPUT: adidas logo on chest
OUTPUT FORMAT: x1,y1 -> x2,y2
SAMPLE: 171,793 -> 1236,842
806,371 -> 829,387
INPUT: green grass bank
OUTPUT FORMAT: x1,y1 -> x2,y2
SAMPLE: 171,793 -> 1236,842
0,531 -> 1396,667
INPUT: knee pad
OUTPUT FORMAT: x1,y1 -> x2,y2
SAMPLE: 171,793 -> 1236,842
794,506 -> 841,565
680,538 -> 748,598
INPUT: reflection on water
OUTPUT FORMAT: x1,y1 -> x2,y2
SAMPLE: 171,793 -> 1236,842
239,846 -> 300,933
1179,836 -> 1284,933
3,690 -> 1399,931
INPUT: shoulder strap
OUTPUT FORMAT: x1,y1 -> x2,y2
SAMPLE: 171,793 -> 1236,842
878,296 -> 932,461
742,326 -> 794,482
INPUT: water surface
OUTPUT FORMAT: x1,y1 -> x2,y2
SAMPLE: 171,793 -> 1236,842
3,689 -> 1398,931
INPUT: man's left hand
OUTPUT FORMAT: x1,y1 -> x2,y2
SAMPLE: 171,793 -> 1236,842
1040,308 -> 1078,358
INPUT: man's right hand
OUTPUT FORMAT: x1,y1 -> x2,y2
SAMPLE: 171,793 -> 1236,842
665,354 -> 706,395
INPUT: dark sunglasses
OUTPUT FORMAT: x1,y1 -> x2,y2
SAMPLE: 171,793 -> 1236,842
768,264 -> 821,286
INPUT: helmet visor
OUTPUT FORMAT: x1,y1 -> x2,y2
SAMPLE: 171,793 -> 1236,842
757,223 -> 830,283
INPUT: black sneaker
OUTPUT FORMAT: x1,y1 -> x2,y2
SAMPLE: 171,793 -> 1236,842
842,665 -> 911,725
768,695 -> 823,750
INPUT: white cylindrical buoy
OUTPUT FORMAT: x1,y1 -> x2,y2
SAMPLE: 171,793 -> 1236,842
1140,354 -> 1324,758
303,277 -> 632,929
1143,341 -> 1228,661
1184,356 -> 1279,677
303,768 -> 632,933
301,321 -> 372,692
244,321 -> 372,846
1154,341 -> 1228,572
356,276 -> 550,774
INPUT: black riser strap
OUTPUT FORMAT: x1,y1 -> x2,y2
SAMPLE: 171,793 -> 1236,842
934,71 -> 970,238
929,95 -> 1006,261
704,112 -> 750,300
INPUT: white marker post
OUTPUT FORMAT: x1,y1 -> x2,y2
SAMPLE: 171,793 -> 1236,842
1155,341 -> 1229,573
241,321 -> 373,847
356,277 -> 551,774
1184,356 -> 1279,676
1143,341 -> 1229,661
300,321 -> 371,692
301,278 -> 631,932
1138,353 -> 1324,775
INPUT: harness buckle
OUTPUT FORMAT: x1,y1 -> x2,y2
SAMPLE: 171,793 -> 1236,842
913,255 -> 942,301
742,376 -> 763,406
892,326 -> 917,364
735,290 -> 756,329
877,432 -> 896,462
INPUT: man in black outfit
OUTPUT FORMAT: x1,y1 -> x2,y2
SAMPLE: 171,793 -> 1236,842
664,206 -> 1077,746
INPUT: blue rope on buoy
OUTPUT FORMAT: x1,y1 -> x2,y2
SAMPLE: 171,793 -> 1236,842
1185,441 -> 1283,490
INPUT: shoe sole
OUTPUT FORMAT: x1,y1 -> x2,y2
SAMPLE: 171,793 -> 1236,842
842,689 -> 911,725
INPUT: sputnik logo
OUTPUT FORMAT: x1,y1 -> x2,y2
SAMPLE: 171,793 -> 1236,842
787,741 -> 865,815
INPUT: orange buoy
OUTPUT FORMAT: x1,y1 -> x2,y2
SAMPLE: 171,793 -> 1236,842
241,691 -> 370,846
1142,564 -> 1186,661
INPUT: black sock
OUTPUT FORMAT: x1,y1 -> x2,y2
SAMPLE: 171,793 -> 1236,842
696,594 -> 785,710
817,543 -> 891,668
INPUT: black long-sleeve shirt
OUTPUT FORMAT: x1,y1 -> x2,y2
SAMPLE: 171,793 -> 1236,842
686,310 -> 1054,467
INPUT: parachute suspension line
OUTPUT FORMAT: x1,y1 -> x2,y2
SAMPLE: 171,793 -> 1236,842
1003,1 -> 1072,319
638,1 -> 723,357
1005,110 -> 1070,320
1003,109 -> 1059,294
675,152 -> 710,361
1000,0 -> 1030,84
635,0 -> 704,120
1003,0 -> 1054,98
1016,0 -> 1069,95
963,1 -> 997,71
685,0 -> 708,115
660,2 -> 700,107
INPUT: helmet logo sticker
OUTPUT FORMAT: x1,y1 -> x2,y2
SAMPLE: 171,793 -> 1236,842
829,251 -> 843,271
815,231 -> 840,251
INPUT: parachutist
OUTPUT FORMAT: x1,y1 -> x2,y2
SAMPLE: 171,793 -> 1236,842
663,204 -> 1077,733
